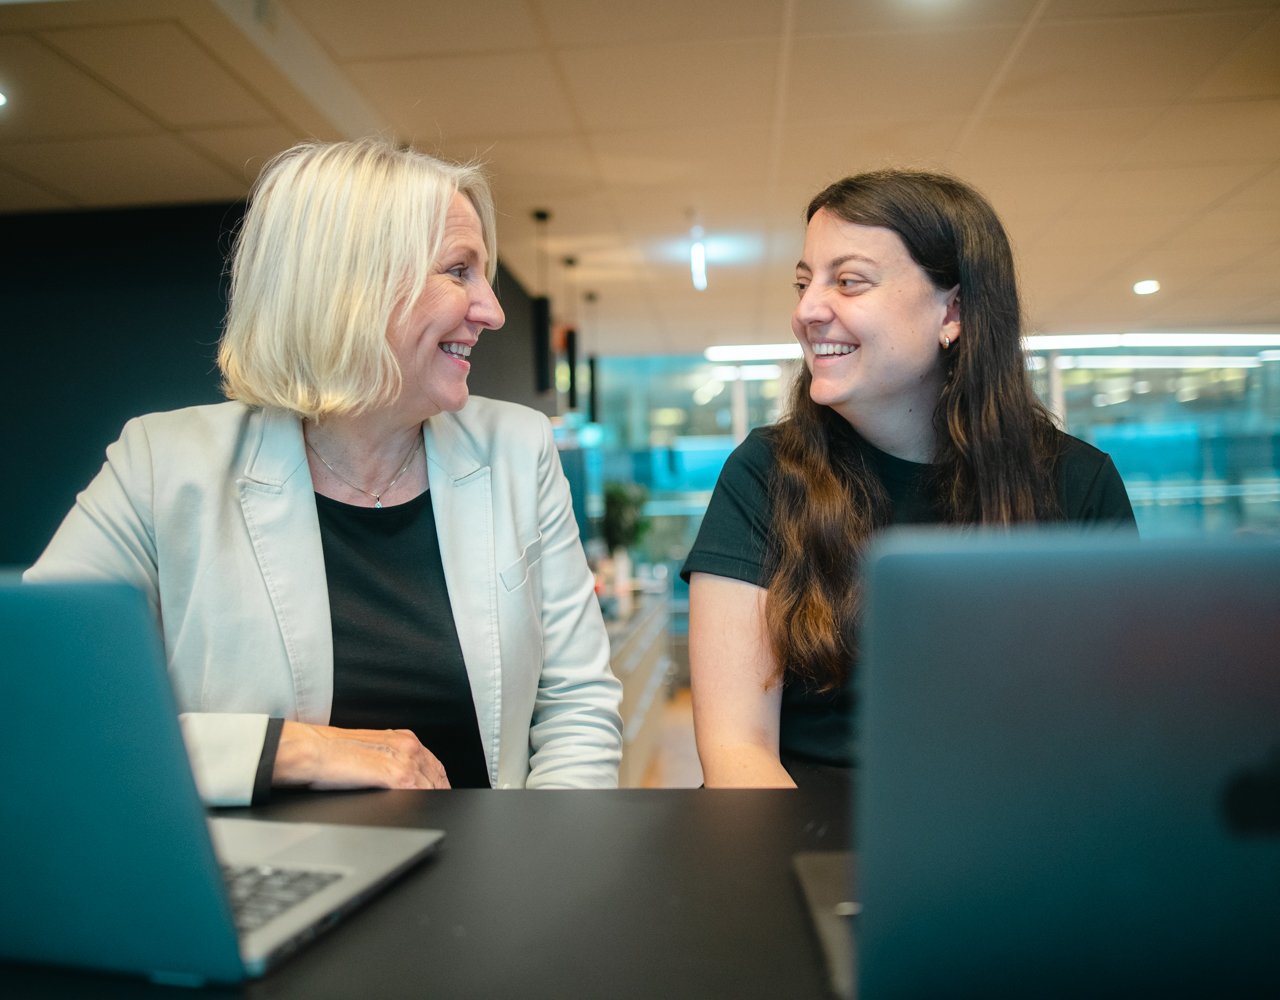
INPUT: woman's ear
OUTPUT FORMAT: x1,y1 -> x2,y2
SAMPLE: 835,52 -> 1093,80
941,284 -> 961,348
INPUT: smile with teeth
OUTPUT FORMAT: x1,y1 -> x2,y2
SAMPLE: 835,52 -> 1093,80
812,342 -> 856,357
441,342 -> 472,359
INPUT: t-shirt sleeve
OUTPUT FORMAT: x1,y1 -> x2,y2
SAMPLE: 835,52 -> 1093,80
680,429 -> 775,587
1058,437 -> 1138,530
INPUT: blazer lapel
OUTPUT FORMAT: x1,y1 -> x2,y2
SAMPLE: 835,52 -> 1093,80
425,412 -> 501,774
237,407 -> 334,723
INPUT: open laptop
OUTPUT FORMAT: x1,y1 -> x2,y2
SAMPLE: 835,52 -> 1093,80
0,574 -> 443,986
796,530 -> 1280,998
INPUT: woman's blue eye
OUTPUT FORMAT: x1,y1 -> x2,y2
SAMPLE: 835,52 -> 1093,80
448,264 -> 468,279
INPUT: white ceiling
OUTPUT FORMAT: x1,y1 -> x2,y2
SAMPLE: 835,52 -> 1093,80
1,0 -> 1278,356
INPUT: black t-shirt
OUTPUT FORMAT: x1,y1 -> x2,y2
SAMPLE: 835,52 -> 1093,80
680,421 -> 1137,774
315,489 -> 491,788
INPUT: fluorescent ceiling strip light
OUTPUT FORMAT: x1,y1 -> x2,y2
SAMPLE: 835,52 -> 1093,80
1055,355 -> 1262,370
1027,332 -> 1280,351
690,225 -> 707,291
711,364 -> 782,382
705,343 -> 802,362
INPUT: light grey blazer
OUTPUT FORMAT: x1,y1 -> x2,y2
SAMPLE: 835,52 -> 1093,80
27,398 -> 623,804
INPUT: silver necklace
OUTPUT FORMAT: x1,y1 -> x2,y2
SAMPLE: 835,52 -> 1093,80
306,434 -> 421,508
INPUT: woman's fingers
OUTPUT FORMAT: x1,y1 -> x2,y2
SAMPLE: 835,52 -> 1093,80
273,721 -> 451,790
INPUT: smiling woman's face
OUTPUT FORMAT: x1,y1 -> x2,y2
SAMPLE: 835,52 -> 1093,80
791,208 -> 960,458
386,192 -> 506,421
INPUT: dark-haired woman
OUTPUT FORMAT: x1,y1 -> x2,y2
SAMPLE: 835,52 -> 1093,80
681,171 -> 1135,788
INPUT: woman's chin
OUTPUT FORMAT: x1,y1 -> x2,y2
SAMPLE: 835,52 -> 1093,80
808,379 -> 850,410
436,386 -> 469,415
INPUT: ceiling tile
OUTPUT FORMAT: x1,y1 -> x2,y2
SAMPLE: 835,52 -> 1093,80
1237,298 -> 1280,324
593,125 -> 776,188
992,10 -> 1265,111
1127,99 -> 1280,166
793,0 -> 1040,33
1192,12 -> 1280,100
183,124 -> 306,186
970,167 -> 1099,230
1047,0 -> 1280,17
1218,163 -> 1280,209
1037,210 -> 1193,256
42,22 -> 275,128
0,34 -> 156,139
951,107 -> 1164,172
557,38 -> 778,131
346,51 -> 577,139
0,162 -> 73,212
775,115 -> 962,188
0,134 -> 246,207
1081,162 -> 1266,216
537,0 -> 785,47
788,27 -> 1022,120
1162,206 -> 1280,252
474,133 -> 601,201
288,0 -> 541,60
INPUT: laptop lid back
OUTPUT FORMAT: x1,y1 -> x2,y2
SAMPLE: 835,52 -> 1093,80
857,532 -> 1280,998
0,575 -> 244,984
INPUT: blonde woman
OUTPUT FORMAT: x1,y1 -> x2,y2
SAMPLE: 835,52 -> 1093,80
28,139 -> 623,803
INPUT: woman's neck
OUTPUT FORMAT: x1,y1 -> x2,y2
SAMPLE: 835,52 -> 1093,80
832,404 -> 937,464
303,413 -> 428,507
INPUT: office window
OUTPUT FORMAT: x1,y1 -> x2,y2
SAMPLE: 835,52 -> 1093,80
595,345 -> 1280,561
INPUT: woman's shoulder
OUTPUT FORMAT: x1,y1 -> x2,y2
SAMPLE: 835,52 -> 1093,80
121,400 -> 258,445
428,396 -> 553,472
1047,427 -> 1134,520
1050,427 -> 1115,472
114,401 -> 302,485
732,424 -> 781,466
451,395 -> 550,433
125,398 -> 251,423
704,425 -> 780,495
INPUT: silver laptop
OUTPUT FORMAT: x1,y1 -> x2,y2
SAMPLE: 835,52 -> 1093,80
0,574 -> 443,986
797,530 -> 1280,998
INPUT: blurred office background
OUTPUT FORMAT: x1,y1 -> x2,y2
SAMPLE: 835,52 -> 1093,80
2,0 -> 1278,784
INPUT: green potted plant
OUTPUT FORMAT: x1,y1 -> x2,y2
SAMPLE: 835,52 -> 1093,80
602,481 -> 650,555
601,481 -> 650,618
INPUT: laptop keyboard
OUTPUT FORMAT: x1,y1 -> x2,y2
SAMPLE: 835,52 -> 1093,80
221,863 -> 344,933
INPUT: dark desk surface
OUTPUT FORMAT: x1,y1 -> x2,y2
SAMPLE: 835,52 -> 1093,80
7,787 -> 850,999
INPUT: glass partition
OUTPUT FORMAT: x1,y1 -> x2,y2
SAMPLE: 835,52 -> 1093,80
594,340 -> 1280,561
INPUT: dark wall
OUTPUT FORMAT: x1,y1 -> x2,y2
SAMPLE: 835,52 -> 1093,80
0,203 -> 552,568
475,259 -> 555,415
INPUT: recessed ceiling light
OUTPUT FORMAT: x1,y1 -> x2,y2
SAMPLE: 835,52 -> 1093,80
1133,279 -> 1161,295
0,92 -> 8,108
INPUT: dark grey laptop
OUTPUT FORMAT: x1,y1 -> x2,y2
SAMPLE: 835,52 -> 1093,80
797,531 -> 1280,998
0,575 -> 443,986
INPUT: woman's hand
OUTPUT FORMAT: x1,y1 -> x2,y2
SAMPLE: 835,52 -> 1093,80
272,721 -> 451,790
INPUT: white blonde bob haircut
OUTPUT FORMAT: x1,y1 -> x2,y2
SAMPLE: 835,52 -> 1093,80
218,137 -> 497,419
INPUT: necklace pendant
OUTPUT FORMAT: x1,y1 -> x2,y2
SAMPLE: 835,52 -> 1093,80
374,499 -> 383,509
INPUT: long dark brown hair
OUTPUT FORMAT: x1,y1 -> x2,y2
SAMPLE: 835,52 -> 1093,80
765,170 -> 1062,691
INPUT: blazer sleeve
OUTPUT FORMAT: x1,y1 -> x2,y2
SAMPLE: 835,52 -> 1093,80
523,417 -> 624,788
25,415 -> 270,807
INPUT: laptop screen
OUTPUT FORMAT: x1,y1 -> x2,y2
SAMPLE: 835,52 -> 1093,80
855,530 -> 1280,998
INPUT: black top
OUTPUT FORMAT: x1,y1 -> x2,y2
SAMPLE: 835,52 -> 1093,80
680,421 -> 1137,774
315,489 -> 491,788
